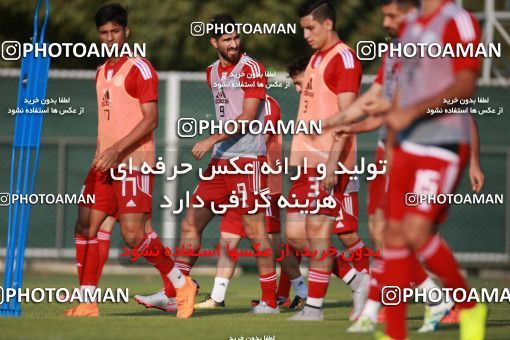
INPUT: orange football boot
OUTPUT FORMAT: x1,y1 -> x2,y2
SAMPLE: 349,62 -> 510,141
64,302 -> 99,317
442,305 -> 460,324
175,276 -> 197,319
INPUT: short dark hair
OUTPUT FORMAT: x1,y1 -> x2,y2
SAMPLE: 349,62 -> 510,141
298,0 -> 336,28
210,13 -> 237,39
287,55 -> 311,78
379,0 -> 420,9
95,3 -> 127,28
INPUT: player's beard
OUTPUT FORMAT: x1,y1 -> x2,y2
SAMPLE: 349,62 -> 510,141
219,46 -> 241,65
388,29 -> 398,39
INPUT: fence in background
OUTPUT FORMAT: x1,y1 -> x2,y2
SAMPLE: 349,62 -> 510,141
0,69 -> 509,268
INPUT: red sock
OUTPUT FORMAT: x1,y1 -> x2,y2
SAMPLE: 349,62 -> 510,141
411,253 -> 428,286
136,235 -> 174,274
276,269 -> 291,299
97,230 -> 112,281
346,240 -> 370,273
75,235 -> 88,284
332,254 -> 356,281
147,231 -> 176,297
259,272 -> 277,308
417,234 -> 475,309
380,247 -> 413,340
367,257 -> 384,302
175,260 -> 192,276
367,276 -> 382,303
80,236 -> 99,286
307,268 -> 331,308
135,234 -> 177,298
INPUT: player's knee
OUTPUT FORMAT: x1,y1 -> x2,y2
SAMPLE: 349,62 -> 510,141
306,217 -> 332,239
285,226 -> 309,251
244,225 -> 265,240
306,225 -> 323,239
75,220 -> 94,238
219,236 -> 238,250
120,228 -> 144,248
181,217 -> 201,237
339,232 -> 359,246
405,228 -> 433,250
118,225 -> 144,248
123,237 -> 139,249
402,216 -> 436,249
383,222 -> 407,246
242,216 -> 264,239
285,233 -> 303,251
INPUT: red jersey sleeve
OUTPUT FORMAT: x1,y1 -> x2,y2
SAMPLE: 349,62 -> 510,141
323,49 -> 362,94
125,58 -> 158,104
443,12 -> 481,74
264,97 -> 281,136
240,60 -> 267,99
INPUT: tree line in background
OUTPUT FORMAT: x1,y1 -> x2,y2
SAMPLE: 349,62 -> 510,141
0,0 -> 484,72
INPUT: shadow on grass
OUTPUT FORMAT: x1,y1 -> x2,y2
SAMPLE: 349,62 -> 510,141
323,300 -> 352,309
110,309 -> 172,317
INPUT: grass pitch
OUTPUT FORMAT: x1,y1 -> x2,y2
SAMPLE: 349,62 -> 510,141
0,273 -> 508,339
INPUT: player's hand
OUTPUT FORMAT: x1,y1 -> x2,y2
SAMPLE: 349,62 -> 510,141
362,97 -> 391,116
94,147 -> 120,172
469,162 -> 485,193
322,117 -> 331,130
333,125 -> 352,141
192,137 -> 215,161
321,171 -> 337,191
385,108 -> 414,132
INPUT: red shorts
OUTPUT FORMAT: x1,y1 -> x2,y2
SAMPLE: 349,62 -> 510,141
79,168 -> 154,217
333,192 -> 359,234
387,142 -> 469,224
191,157 -> 268,215
367,143 -> 389,215
220,193 -> 281,237
287,168 -> 349,217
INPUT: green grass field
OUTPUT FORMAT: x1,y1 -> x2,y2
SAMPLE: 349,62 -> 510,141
0,273 -> 509,339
